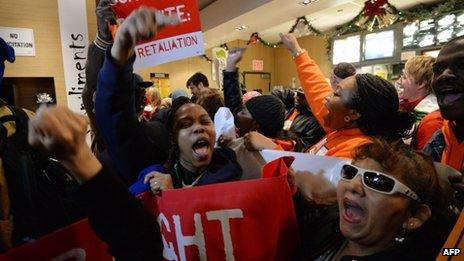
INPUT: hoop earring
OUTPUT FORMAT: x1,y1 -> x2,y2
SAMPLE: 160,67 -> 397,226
344,116 -> 351,123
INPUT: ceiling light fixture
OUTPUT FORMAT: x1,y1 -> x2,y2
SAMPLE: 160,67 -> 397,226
299,0 -> 319,6
235,25 -> 247,31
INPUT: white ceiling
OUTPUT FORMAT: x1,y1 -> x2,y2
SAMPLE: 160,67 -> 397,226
200,0 -> 444,48
199,0 -> 217,10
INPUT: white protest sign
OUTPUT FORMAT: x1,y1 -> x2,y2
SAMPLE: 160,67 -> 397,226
260,150 -> 349,186
112,0 -> 205,70
57,0 -> 89,114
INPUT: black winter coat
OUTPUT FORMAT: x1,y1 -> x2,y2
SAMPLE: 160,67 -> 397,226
286,107 -> 325,152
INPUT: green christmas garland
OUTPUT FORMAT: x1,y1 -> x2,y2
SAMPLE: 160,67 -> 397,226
201,0 -> 464,62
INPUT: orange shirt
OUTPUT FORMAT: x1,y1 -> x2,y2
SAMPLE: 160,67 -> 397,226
273,138 -> 296,151
294,52 -> 371,159
414,110 -> 444,150
441,121 -> 464,171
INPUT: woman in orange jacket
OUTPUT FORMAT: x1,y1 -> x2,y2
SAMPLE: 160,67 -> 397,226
275,33 -> 414,159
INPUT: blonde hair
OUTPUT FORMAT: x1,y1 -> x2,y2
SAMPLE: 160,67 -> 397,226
404,55 -> 435,91
146,87 -> 161,107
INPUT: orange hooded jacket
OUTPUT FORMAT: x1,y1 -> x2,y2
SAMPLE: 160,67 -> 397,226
294,52 -> 371,159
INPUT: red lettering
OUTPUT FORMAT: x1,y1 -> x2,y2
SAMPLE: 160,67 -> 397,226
190,36 -> 198,45
144,46 -> 152,56
137,47 -> 145,58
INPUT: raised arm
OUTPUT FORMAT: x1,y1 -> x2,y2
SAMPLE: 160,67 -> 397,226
223,47 -> 247,116
82,0 -> 115,154
280,33 -> 333,133
95,7 -> 178,181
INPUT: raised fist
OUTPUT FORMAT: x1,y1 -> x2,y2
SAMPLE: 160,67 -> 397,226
111,6 -> 181,64
28,106 -> 89,160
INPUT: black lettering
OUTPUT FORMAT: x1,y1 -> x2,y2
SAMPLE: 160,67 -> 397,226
69,42 -> 86,50
74,50 -> 85,60
75,61 -> 85,71
71,33 -> 84,41
77,72 -> 86,85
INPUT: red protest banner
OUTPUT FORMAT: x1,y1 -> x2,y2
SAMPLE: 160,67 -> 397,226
0,158 -> 299,260
139,156 -> 299,260
0,220 -> 112,261
111,0 -> 204,70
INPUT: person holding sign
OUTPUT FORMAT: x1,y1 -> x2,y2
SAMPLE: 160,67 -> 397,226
27,7 -> 192,260
93,6 -> 183,182
93,4 -> 241,192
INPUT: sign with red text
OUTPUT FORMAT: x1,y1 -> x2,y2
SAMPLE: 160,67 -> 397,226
112,0 -> 204,70
0,158 -> 299,260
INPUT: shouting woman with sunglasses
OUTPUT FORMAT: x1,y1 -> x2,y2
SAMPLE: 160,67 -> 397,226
297,140 -> 457,260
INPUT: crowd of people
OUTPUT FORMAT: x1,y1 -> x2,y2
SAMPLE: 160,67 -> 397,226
0,1 -> 462,260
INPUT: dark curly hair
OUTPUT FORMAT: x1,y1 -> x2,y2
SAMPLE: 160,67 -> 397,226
352,139 -> 458,258
346,74 -> 415,139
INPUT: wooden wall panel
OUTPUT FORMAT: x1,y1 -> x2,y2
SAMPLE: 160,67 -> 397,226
274,35 -> 331,89
0,0 -> 96,106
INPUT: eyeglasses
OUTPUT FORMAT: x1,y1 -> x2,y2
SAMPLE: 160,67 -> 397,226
340,164 -> 421,202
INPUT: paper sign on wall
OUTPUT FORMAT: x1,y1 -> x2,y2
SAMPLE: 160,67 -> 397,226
0,27 -> 35,56
112,0 -> 204,70
252,60 -> 264,71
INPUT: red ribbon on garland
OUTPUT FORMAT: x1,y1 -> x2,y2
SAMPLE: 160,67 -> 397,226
249,32 -> 260,45
364,0 -> 388,18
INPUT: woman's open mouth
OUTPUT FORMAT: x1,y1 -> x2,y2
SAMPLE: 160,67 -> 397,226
342,198 -> 365,224
192,138 -> 211,161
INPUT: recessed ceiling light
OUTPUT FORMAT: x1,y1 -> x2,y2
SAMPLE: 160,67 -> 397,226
299,0 -> 319,6
235,25 -> 248,31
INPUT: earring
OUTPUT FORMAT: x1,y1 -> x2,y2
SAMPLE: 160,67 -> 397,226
394,227 -> 406,244
409,222 -> 415,230
344,116 -> 351,123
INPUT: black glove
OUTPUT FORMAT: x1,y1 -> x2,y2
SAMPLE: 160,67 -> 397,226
96,0 -> 116,43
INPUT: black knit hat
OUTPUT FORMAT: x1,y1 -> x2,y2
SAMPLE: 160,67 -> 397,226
245,95 -> 285,137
